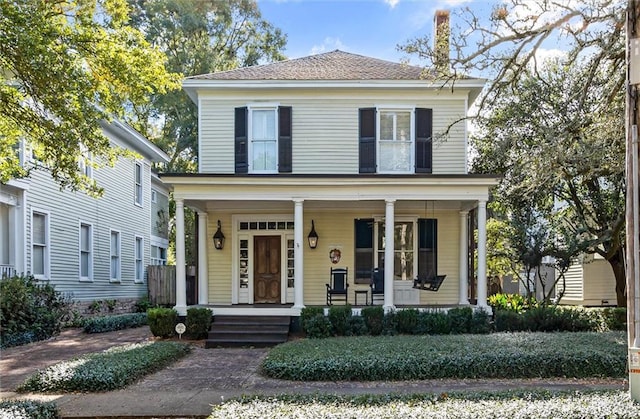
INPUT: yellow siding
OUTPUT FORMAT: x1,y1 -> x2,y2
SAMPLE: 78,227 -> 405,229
419,211 -> 459,305
198,88 -> 469,175
207,214 -> 233,304
582,260 -> 617,305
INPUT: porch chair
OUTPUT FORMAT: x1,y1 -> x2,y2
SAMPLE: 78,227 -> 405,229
413,272 -> 447,292
370,268 -> 384,305
326,267 -> 349,305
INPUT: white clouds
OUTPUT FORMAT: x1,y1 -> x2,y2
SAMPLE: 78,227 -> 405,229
310,37 -> 348,55
384,0 -> 400,8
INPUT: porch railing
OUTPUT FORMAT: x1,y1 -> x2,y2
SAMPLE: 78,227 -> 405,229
0,265 -> 16,279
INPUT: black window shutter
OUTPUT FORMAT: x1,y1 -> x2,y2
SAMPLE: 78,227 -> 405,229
415,108 -> 433,173
359,108 -> 376,173
418,218 -> 437,278
234,107 -> 248,173
278,106 -> 292,173
354,218 -> 374,284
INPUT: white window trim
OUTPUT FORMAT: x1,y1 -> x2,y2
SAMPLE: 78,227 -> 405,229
134,162 -> 143,207
79,221 -> 93,282
247,103 -> 279,174
375,105 -> 416,175
78,144 -> 93,179
134,235 -> 144,283
110,229 -> 121,282
30,208 -> 50,281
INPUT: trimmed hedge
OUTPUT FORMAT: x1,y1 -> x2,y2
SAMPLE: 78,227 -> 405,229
147,307 -> 178,338
17,341 -> 191,393
261,331 -> 627,381
83,313 -> 148,334
0,399 -> 59,419
185,307 -> 212,339
209,391 -> 640,419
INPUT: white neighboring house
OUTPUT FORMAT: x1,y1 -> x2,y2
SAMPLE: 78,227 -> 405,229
556,253 -> 617,306
0,119 -> 169,304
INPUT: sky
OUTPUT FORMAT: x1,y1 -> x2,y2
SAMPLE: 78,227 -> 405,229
258,0 -> 489,64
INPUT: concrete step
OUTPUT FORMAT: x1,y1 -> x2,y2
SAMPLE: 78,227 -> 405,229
205,315 -> 290,348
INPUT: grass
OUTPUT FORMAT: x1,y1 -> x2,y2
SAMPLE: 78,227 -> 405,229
208,391 -> 640,419
262,331 -> 628,381
17,341 -> 191,393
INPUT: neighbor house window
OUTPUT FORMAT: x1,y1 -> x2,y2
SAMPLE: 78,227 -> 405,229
151,189 -> 157,203
110,230 -> 121,281
151,245 -> 167,265
78,144 -> 93,178
378,109 -> 413,173
79,223 -> 92,281
135,236 -> 143,282
31,211 -> 49,279
249,107 -> 277,172
134,162 -> 142,206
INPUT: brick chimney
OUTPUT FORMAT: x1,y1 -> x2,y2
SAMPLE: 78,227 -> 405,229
434,10 -> 450,75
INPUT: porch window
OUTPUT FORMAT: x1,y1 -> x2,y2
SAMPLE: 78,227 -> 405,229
31,211 -> 49,279
135,236 -> 143,283
79,223 -> 92,281
110,230 -> 121,281
371,218 -> 437,281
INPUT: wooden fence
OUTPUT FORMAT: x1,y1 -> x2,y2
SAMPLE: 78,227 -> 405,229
147,265 -> 197,306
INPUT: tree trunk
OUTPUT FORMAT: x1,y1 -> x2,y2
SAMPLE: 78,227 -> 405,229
608,248 -> 627,307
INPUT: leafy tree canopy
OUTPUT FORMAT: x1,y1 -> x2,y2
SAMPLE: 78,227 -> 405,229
0,0 -> 181,196
127,0 -> 287,172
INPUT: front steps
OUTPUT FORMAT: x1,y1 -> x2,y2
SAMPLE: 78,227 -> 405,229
205,315 -> 290,348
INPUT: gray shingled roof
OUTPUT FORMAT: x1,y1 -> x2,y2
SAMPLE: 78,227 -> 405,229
187,50 -> 429,81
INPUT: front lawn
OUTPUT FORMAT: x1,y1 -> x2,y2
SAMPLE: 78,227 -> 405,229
262,332 -> 627,381
208,391 -> 640,419
17,341 -> 191,393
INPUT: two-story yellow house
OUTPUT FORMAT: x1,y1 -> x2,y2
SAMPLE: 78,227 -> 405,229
162,49 -> 498,318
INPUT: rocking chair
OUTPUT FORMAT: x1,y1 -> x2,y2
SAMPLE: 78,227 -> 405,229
326,267 -> 349,305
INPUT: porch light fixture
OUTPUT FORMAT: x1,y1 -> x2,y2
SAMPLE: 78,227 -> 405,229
308,220 -> 319,249
212,220 -> 225,250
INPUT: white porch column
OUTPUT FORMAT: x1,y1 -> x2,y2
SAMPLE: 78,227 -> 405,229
476,200 -> 488,307
197,212 -> 209,305
293,199 -> 305,309
459,210 -> 469,305
384,199 -> 395,311
174,198 -> 187,316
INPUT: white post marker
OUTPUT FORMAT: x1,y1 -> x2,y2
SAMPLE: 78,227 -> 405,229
175,323 -> 186,340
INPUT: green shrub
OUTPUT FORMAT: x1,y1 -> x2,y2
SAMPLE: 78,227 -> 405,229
300,307 -> 325,335
185,308 -> 212,339
522,306 -> 594,332
395,309 -> 419,334
147,307 -> 177,338
0,274 -> 72,348
448,307 -> 473,334
488,293 -> 536,312
0,399 -> 59,419
361,306 -> 384,336
382,311 -> 398,335
415,310 -> 450,335
346,316 -> 368,336
304,314 -> 332,339
495,309 -> 525,332
470,308 -> 492,334
83,313 -> 148,334
261,332 -> 627,381
18,341 -> 191,393
328,305 -> 352,336
134,296 -> 154,313
600,307 -> 627,331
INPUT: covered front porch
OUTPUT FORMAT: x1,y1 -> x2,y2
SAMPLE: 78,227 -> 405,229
162,174 -> 498,316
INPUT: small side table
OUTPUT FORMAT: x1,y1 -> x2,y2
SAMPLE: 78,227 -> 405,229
354,289 -> 369,306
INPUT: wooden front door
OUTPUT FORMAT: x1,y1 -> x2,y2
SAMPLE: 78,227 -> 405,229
254,236 -> 281,303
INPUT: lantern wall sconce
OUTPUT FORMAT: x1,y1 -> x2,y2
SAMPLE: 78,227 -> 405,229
212,220 -> 225,250
308,220 -> 319,249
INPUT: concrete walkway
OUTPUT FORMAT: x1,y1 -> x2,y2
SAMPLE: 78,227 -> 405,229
0,327 -> 628,418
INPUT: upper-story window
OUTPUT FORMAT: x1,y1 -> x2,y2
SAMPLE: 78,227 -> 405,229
359,107 -> 433,174
31,210 -> 49,280
78,144 -> 93,178
250,107 -> 277,172
134,162 -> 142,206
235,106 -> 292,174
378,108 -> 414,173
